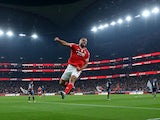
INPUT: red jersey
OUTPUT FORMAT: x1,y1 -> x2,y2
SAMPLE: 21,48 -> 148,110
38,87 -> 42,92
68,43 -> 90,68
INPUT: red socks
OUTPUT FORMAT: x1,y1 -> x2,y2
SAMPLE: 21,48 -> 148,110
65,83 -> 73,94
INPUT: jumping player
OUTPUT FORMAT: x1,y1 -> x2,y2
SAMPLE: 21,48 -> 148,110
54,37 -> 90,99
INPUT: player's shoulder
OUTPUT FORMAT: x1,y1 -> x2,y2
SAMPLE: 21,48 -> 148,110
69,43 -> 78,47
85,48 -> 90,54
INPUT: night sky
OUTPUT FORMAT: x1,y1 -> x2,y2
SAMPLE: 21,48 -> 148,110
0,0 -> 160,63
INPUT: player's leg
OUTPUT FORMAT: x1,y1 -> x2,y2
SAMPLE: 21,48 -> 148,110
42,90 -> 44,96
59,66 -> 71,99
153,89 -> 157,98
107,89 -> 110,100
107,91 -> 110,99
32,92 -> 35,101
60,75 -> 77,99
152,88 -> 156,98
60,65 -> 81,99
64,75 -> 77,94
28,91 -> 31,102
59,65 -> 71,87
59,79 -> 68,87
28,95 -> 30,101
64,66 -> 81,94
154,92 -> 156,98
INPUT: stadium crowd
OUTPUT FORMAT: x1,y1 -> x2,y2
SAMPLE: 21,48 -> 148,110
0,74 -> 159,94
0,55 -> 159,94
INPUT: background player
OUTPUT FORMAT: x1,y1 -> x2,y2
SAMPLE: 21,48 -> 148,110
151,78 -> 159,98
106,80 -> 112,100
54,37 -> 90,99
38,86 -> 42,96
42,85 -> 46,96
28,81 -> 35,102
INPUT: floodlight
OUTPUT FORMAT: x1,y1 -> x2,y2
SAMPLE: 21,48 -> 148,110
19,33 -> 26,37
91,27 -> 97,32
117,19 -> 123,24
0,30 -> 4,36
135,15 -> 141,18
6,31 -> 13,37
152,7 -> 159,14
98,25 -> 104,30
31,33 -> 38,39
104,23 -> 109,27
110,21 -> 116,26
126,16 -> 132,21
142,10 -> 150,17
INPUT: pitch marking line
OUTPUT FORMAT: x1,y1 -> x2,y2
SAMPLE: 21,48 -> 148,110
39,101 -> 160,111
147,118 -> 160,120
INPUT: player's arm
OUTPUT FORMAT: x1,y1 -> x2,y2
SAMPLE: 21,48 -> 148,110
78,52 -> 90,71
77,61 -> 89,71
81,61 -> 89,70
54,37 -> 70,47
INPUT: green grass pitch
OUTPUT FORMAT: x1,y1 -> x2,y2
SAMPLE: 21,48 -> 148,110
0,94 -> 160,120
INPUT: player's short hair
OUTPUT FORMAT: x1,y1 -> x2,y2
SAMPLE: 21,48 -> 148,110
80,37 -> 87,40
79,37 -> 87,43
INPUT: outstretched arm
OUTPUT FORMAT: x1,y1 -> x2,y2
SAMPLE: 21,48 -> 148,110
54,37 -> 70,47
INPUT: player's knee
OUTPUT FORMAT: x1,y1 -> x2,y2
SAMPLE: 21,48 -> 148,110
70,75 -> 77,83
72,75 -> 77,80
59,79 -> 64,85
59,81 -> 61,85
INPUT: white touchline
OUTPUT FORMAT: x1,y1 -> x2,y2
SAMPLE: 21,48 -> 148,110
39,102 -> 160,111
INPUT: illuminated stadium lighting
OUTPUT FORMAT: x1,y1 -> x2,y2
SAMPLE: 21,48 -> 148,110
0,30 -> 4,36
19,33 -> 26,37
98,25 -> 104,30
142,10 -> 150,17
125,16 -> 132,21
135,15 -> 141,18
152,7 -> 159,14
6,31 -> 13,37
104,23 -> 109,27
91,27 -> 97,32
117,19 -> 123,24
110,21 -> 116,26
31,33 -> 38,39
90,6 -> 160,33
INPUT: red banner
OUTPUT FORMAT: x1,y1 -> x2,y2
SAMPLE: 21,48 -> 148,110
0,70 -> 159,81
0,52 -> 159,67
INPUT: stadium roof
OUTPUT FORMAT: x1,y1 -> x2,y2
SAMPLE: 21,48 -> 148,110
0,0 -> 158,29
0,0 -> 160,62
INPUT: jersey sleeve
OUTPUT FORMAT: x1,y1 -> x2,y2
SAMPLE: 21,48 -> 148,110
69,43 -> 77,50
